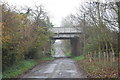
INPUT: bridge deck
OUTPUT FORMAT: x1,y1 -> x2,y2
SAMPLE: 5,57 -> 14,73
49,27 -> 82,34
49,27 -> 82,39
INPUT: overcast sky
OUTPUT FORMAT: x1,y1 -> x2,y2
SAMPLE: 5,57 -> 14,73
5,0 -> 86,27
5,0 -> 118,27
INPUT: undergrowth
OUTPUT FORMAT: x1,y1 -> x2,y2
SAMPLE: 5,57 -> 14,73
3,60 -> 37,78
40,56 -> 55,61
73,55 -> 84,61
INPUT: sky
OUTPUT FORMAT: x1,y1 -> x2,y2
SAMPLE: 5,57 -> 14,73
4,0 -> 118,27
5,0 -> 85,27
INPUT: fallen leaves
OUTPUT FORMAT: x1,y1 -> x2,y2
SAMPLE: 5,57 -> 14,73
77,58 -> 118,78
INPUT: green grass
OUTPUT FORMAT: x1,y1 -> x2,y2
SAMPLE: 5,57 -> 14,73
51,49 -> 55,55
40,56 -> 55,61
73,55 -> 84,61
3,59 -> 37,78
62,48 -> 71,57
65,52 -> 71,57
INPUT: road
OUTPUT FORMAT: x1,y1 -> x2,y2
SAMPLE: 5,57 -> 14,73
52,40 -> 66,58
22,58 -> 87,78
21,41 -> 87,78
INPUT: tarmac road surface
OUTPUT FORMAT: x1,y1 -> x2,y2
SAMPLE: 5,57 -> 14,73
22,58 -> 87,78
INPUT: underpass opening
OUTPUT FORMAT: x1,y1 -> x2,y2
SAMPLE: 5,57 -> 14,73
51,37 -> 82,57
51,40 -> 72,58
49,27 -> 83,57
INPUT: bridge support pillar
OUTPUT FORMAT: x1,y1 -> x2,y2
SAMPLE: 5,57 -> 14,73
70,37 -> 81,57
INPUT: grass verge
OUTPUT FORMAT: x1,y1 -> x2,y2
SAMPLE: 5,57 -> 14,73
3,59 -> 37,78
73,55 -> 84,61
40,56 -> 55,61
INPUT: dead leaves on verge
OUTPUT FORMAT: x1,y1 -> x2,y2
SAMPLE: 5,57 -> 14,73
77,58 -> 118,78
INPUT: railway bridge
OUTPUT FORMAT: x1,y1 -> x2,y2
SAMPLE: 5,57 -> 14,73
49,27 -> 83,56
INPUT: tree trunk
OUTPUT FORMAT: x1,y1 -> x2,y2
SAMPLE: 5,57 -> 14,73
116,2 -> 120,54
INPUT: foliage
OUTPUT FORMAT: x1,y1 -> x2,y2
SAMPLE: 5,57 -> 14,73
51,48 -> 55,55
40,56 -> 55,61
2,60 -> 37,78
61,2 -> 118,78
2,3 -> 53,72
80,3 -> 118,55
61,40 -> 72,57
62,47 -> 71,57
61,2 -> 118,58
65,52 -> 71,57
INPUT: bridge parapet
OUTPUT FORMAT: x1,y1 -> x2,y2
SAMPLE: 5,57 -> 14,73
49,27 -> 82,34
